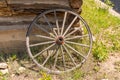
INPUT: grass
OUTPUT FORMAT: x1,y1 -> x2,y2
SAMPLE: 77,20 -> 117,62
38,72 -> 52,80
0,71 -> 8,80
81,0 -> 120,61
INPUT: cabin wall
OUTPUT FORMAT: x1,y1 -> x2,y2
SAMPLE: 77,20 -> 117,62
0,0 -> 83,53
0,29 -> 26,53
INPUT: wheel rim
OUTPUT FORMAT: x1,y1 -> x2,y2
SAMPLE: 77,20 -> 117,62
26,9 -> 92,74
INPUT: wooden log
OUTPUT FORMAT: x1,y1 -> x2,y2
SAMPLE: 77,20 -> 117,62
0,15 -> 34,24
69,0 -> 83,14
0,0 -> 7,8
0,29 -> 26,53
0,13 -> 64,30
69,0 -> 83,9
1,0 -> 83,14
8,0 -> 70,10
0,15 -> 35,30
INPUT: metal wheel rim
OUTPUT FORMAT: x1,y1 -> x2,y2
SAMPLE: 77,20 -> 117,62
26,9 -> 92,74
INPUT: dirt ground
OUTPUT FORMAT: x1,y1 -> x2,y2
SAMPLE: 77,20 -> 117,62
0,52 -> 119,80
82,52 -> 120,80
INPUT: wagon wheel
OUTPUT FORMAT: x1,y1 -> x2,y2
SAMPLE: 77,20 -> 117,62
26,9 -> 92,74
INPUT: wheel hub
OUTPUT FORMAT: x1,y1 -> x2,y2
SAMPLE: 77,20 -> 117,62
56,36 -> 64,45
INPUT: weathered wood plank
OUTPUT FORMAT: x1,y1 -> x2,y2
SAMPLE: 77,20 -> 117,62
0,24 -> 28,31
1,0 -> 83,14
0,15 -> 35,30
69,0 -> 83,9
0,14 -> 63,30
0,15 -> 35,25
8,0 -> 69,6
8,0 -> 70,10
0,0 -> 7,8
0,29 -> 26,52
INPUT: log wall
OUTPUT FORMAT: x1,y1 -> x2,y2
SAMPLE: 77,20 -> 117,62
0,0 -> 83,52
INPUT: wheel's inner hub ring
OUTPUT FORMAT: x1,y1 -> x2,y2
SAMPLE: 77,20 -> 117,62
56,36 -> 64,45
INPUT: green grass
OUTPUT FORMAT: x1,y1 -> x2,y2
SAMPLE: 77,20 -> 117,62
0,71 -> 8,80
81,0 -> 120,61
38,72 -> 52,80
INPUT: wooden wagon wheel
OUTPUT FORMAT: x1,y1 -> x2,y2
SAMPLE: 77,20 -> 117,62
26,9 -> 92,74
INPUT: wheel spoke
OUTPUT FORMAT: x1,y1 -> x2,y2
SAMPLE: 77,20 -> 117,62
42,51 -> 52,66
65,41 -> 90,47
65,43 -> 86,59
33,43 -> 56,58
65,24 -> 84,38
43,14 -> 56,37
53,46 -> 60,68
54,10 -> 60,35
63,45 -> 77,66
34,23 -> 55,37
63,16 -> 78,36
34,23 -> 49,34
61,12 -> 67,35
65,34 -> 88,41
30,41 -> 55,47
60,46 -> 66,70
43,14 -> 53,30
53,28 -> 58,36
32,34 -> 55,40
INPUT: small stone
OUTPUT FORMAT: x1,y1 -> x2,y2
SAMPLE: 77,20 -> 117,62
18,67 -> 26,73
0,69 -> 9,74
0,63 -> 8,69
11,74 -> 15,77
92,35 -> 96,42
